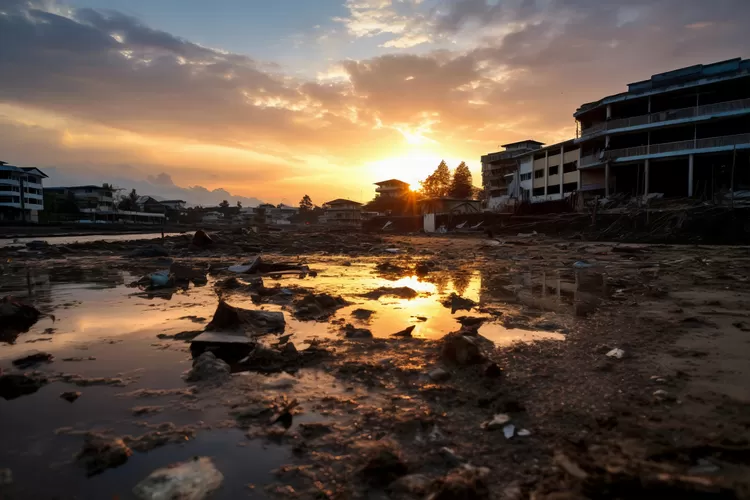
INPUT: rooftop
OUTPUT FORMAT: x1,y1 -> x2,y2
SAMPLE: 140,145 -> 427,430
325,198 -> 363,206
501,139 -> 545,148
374,179 -> 410,186
576,57 -> 750,116
47,185 -> 111,191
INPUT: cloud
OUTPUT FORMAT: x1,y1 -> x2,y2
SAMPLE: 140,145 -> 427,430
146,172 -> 175,186
335,0 -> 434,48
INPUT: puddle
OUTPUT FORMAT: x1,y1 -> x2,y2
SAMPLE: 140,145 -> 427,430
0,232 -> 186,248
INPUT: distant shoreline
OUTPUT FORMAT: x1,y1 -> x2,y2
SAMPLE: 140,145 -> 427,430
0,223 -> 187,239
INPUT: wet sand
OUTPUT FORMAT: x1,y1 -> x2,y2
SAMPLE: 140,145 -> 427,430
1,231 -> 749,499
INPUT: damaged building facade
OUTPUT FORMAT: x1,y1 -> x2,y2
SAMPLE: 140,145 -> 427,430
576,57 -> 750,200
482,57 -> 750,210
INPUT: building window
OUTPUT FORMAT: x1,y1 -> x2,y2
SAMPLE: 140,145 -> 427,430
520,172 -> 532,181
534,169 -> 544,179
0,196 -> 17,203
563,182 -> 578,193
532,187 -> 545,196
547,185 -> 561,195
563,161 -> 577,173
548,166 -> 559,176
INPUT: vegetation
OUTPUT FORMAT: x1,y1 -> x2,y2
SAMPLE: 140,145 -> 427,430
299,194 -> 314,212
117,188 -> 139,211
449,162 -> 473,198
419,160 -> 452,198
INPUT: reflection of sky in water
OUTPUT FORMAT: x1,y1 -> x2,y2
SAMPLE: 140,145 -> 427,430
0,232 -> 185,248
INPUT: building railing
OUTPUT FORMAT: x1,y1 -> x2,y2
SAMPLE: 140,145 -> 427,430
580,97 -> 750,137
605,133 -> 750,160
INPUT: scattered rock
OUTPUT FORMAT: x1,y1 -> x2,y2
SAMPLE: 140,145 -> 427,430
390,474 -> 432,496
456,316 -> 486,328
441,333 -> 485,365
439,447 -> 463,467
427,465 -> 490,500
732,321 -> 750,332
184,352 -> 231,383
76,434 -> 132,476
12,352 -> 53,368
62,357 -> 96,362
362,286 -> 418,300
553,452 -> 588,480
0,296 -> 42,335
360,440 -> 409,486
294,293 -> 349,320
58,374 -> 130,387
127,245 -> 169,258
60,391 -> 81,403
0,468 -> 12,486
391,325 -> 416,338
653,389 -> 676,402
0,372 -> 48,400
605,348 -> 625,359
191,230 -> 214,248
428,367 -> 451,382
133,457 -> 223,500
517,429 -> 531,437
483,413 -> 511,431
298,422 -> 334,440
442,293 -> 476,313
351,308 -> 375,320
132,406 -> 164,416
262,374 -> 299,390
484,362 -> 503,378
343,323 -> 373,339
231,403 -> 272,420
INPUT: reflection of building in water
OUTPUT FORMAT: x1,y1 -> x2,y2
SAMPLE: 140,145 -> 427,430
480,268 -> 608,313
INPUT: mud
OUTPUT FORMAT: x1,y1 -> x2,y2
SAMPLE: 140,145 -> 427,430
0,230 -> 749,498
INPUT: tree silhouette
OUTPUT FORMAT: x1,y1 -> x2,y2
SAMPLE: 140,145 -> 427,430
236,201 -> 242,208
299,194 -> 314,212
219,200 -> 230,209
420,160 -> 451,198
449,162 -> 474,199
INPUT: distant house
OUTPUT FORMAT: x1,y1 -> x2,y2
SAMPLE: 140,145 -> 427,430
201,211 -> 223,223
46,185 -> 166,224
321,198 -> 363,225
418,198 -> 482,215
135,196 -> 167,214
159,200 -> 186,211
0,161 -> 47,223
374,179 -> 410,198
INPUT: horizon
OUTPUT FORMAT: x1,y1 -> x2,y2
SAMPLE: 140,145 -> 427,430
1,0 -> 748,206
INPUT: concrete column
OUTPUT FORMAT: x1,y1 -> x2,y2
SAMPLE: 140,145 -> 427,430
605,163 -> 610,197
644,159 -> 650,195
605,135 -> 611,148
688,154 -> 694,197
606,104 -> 612,120
544,150 -> 549,196
559,145 -> 565,198
647,96 -> 651,113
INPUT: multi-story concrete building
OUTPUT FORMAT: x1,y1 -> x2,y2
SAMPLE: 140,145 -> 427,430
321,198 -> 362,225
0,161 -> 47,222
481,140 -> 544,210
576,57 -> 750,199
509,139 -> 581,203
374,179 -> 410,198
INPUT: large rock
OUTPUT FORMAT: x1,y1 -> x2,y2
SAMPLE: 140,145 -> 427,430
360,441 -> 409,486
191,230 -> 214,248
427,465 -> 490,500
12,352 -> 53,369
0,372 -> 48,400
185,352 -> 231,383
293,293 -> 349,321
133,457 -> 223,500
441,334 -> 485,366
206,300 -> 285,334
76,434 -> 132,476
0,296 -> 42,336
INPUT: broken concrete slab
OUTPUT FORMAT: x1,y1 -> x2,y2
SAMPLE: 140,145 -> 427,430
191,301 -> 286,345
0,372 -> 48,400
293,293 -> 349,321
76,434 -> 132,476
184,352 -> 231,383
133,457 -> 223,500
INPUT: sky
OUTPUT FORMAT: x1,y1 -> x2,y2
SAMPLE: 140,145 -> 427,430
0,0 -> 748,207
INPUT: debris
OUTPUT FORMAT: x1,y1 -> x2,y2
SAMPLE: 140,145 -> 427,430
606,348 -> 625,359
192,300 -> 285,344
428,367 -> 451,382
76,434 -> 132,476
12,352 -> 53,368
146,269 -> 173,289
442,293 -> 476,313
262,374 -> 299,390
170,263 -> 207,283
231,403 -> 272,420
0,296 -> 42,335
553,452 -> 588,480
351,308 -> 375,320
517,429 -> 531,437
133,457 -> 223,500
0,468 -> 12,486
25,240 -> 49,250
385,248 -> 401,254
483,414 -> 511,431
503,424 -> 515,439
428,464 -> 490,500
688,459 -> 721,475
269,399 -> 298,430
60,391 -> 81,403
362,286 -> 419,300
184,352 -> 231,383
158,330 -> 204,341
359,440 -> 409,486
732,321 -> 750,332
390,474 -> 431,496
439,447 -> 463,467
228,255 -> 262,274
573,261 -> 593,269
343,323 -> 373,339
293,293 -> 349,321
456,316 -> 487,328
127,245 -> 169,258
441,333 -> 485,365
132,406 -> 164,416
653,389 -> 676,401
191,230 -> 214,248
484,362 -> 503,378
391,325 -> 416,338
0,372 -> 48,400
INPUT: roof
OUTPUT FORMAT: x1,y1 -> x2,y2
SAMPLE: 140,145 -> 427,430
374,179 -> 410,186
160,199 -> 186,203
576,57 -> 750,116
501,140 -> 545,148
48,185 -> 111,191
513,138 -> 578,158
325,198 -> 363,206
20,167 -> 48,178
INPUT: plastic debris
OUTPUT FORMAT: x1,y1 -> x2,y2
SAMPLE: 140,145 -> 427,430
483,413 -> 511,430
517,429 -> 531,437
573,261 -> 594,269
503,424 -> 515,439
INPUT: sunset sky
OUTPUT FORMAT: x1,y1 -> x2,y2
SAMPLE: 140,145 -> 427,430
1,0 -> 748,206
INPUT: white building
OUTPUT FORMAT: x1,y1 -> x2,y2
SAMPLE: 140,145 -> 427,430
374,179 -> 410,198
0,161 -> 47,222
510,139 -> 581,203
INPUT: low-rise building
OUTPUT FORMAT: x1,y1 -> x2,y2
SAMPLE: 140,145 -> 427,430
201,211 -> 223,223
481,140 -> 544,210
374,179 -> 410,198
418,198 -> 482,215
46,185 -> 166,223
321,199 -> 363,225
0,162 -> 47,222
509,139 -> 581,203
159,200 -> 186,211
135,196 -> 167,214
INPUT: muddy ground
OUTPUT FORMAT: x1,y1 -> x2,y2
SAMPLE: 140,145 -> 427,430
1,229 -> 749,499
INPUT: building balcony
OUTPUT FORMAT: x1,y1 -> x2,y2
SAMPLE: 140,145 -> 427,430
0,179 -> 21,187
581,133 -> 750,167
579,97 -> 750,139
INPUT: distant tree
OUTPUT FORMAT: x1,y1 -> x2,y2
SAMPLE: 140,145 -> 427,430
128,188 -> 138,204
449,162 -> 474,199
236,201 -> 242,208
364,192 -> 418,216
299,194 -> 314,212
117,188 -> 139,211
420,160 -> 451,198
219,200 -> 230,209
